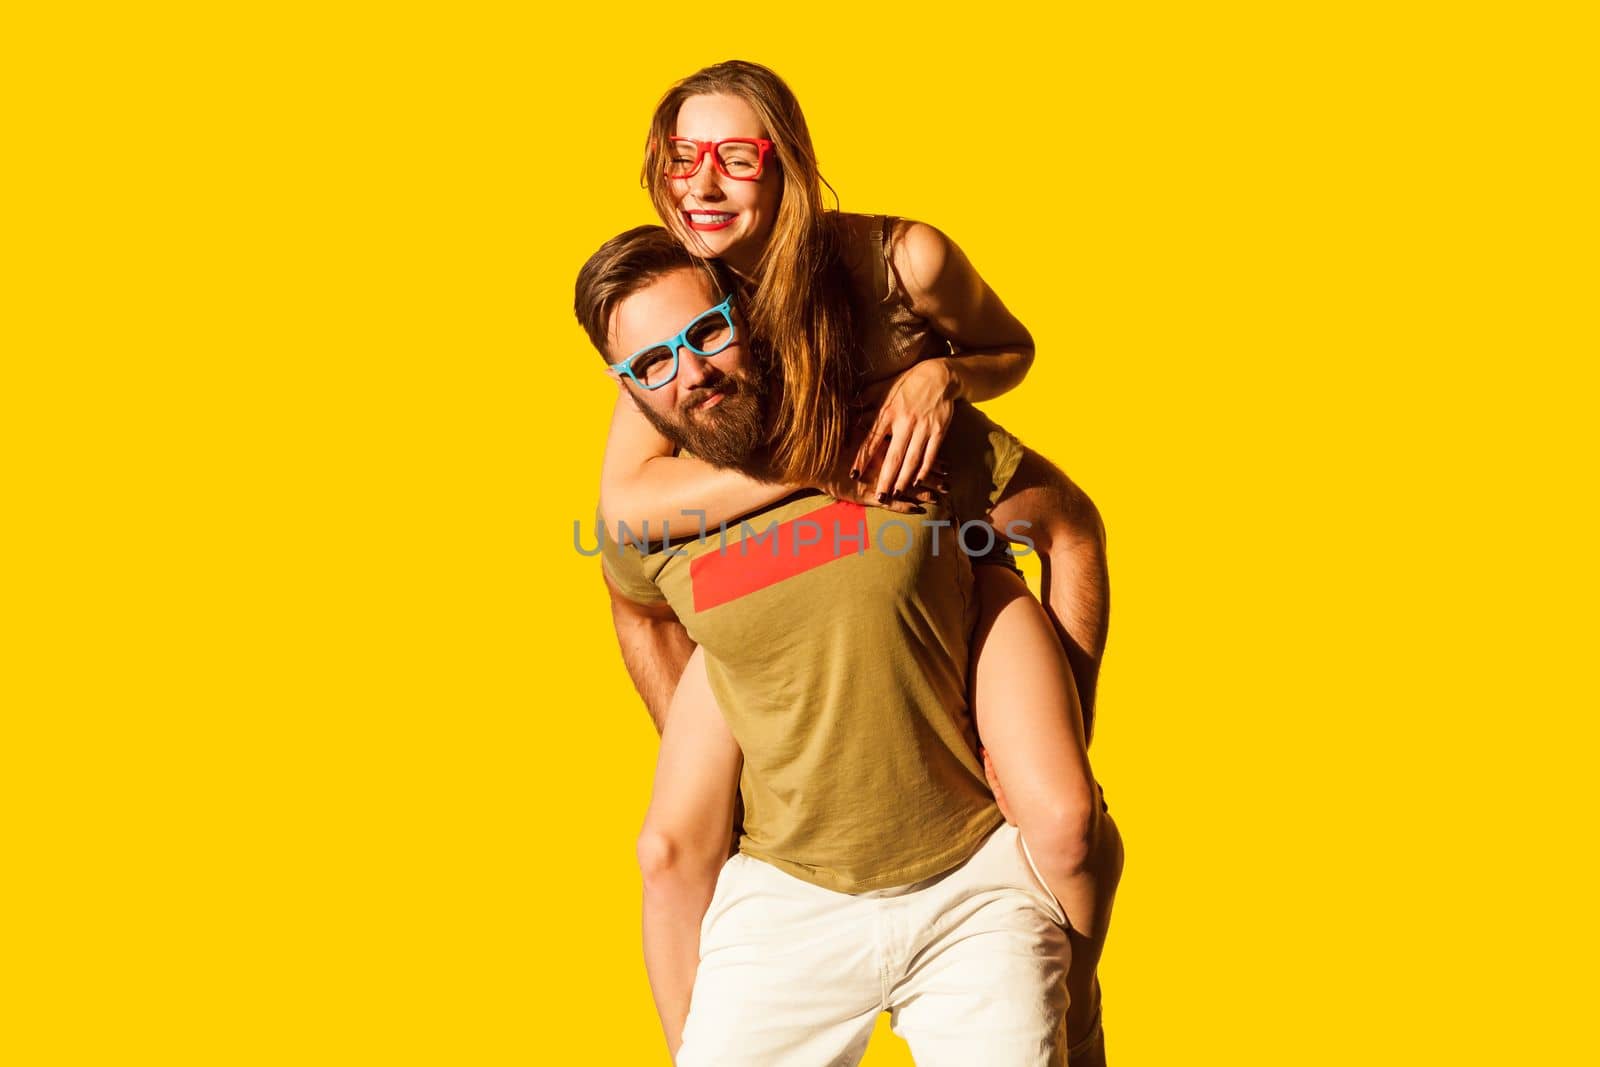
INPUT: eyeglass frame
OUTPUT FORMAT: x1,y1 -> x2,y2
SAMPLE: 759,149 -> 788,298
663,137 -> 775,181
608,293 -> 738,390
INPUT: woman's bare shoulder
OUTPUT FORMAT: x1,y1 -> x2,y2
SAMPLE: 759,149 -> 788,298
884,218 -> 955,305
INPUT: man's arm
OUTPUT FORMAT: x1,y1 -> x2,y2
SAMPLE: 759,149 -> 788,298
604,568 -> 696,734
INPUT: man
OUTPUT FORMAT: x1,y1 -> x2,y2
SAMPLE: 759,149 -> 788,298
576,225 -> 1108,1065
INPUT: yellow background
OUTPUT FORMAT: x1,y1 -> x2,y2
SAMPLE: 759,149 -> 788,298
4,2 -> 1595,1064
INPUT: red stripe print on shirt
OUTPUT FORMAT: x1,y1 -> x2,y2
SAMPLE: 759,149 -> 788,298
690,500 -> 871,612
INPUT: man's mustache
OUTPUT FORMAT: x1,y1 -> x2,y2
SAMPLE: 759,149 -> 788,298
680,372 -> 758,415
680,381 -> 730,414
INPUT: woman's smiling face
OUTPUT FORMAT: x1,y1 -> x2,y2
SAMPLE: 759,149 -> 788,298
667,93 -> 782,275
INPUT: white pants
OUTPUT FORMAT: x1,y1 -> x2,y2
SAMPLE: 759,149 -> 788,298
676,824 -> 1070,1066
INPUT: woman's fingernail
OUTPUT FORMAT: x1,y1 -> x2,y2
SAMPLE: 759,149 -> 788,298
848,468 -> 860,480
877,493 -> 889,504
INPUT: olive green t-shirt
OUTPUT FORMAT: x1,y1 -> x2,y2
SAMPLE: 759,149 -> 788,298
603,403 -> 1021,893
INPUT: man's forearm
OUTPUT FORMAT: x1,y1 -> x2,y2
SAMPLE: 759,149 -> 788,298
609,604 -> 696,733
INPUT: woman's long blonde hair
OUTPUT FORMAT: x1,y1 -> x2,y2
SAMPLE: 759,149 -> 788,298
643,60 -> 857,487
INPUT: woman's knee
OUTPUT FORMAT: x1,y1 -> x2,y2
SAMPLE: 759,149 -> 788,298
1021,782 -> 1099,875
636,826 -> 682,886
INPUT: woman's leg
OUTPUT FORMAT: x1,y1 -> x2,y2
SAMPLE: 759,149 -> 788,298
971,566 -> 1123,1065
988,448 -> 1110,741
637,647 -> 744,1060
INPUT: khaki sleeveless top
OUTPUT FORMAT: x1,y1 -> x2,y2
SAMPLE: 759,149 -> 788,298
601,482 -> 1005,893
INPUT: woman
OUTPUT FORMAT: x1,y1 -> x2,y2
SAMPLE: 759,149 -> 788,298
609,62 -> 1121,1062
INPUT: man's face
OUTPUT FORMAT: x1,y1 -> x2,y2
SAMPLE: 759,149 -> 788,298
606,267 -> 767,469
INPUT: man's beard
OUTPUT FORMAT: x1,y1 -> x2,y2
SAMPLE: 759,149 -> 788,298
633,370 -> 769,471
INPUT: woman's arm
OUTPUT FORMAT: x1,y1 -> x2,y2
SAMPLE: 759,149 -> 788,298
854,220 -> 1036,499
599,390 -> 796,535
897,219 -> 1036,402
636,647 -> 742,1059
602,388 -> 936,529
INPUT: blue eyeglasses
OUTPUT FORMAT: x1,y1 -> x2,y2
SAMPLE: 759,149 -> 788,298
610,294 -> 737,390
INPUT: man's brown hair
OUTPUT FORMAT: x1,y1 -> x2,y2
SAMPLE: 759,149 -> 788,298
573,225 -> 724,356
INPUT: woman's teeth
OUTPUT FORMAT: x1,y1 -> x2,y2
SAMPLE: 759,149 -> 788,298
689,212 -> 734,223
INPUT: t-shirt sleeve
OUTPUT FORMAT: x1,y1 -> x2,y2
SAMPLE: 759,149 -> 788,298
598,512 -> 669,606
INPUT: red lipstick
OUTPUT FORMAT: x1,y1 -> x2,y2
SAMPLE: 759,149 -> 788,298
684,210 -> 737,232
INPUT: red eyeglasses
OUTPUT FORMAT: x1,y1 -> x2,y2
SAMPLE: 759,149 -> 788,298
664,137 -> 774,181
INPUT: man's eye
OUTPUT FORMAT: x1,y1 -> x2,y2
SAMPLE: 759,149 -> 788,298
686,317 -> 730,350
633,349 -> 670,374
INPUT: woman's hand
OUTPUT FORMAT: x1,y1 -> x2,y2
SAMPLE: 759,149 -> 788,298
851,358 -> 960,504
813,411 -> 948,512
